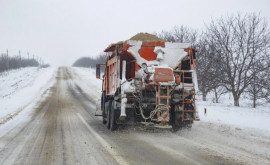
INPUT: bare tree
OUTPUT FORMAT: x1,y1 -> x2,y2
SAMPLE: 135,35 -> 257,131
197,35 -> 226,102
0,51 -> 42,72
247,60 -> 270,107
156,25 -> 198,46
155,30 -> 176,42
264,67 -> 270,102
206,13 -> 270,106
196,37 -> 215,101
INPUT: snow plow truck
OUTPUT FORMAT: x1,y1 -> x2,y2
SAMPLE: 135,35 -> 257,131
96,33 -> 199,131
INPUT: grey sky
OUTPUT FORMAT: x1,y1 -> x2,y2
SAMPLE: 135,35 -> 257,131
0,0 -> 269,66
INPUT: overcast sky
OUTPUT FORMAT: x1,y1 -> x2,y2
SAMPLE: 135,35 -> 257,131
0,0 -> 269,66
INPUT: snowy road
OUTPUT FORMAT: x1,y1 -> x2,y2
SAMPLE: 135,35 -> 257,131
0,67 -> 269,165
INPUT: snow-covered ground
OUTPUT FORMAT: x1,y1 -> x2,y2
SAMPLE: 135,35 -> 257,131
0,67 -> 56,124
71,67 -> 102,101
197,94 -> 270,133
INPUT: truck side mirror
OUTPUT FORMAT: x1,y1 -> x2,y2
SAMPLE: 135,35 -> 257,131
96,64 -> 100,79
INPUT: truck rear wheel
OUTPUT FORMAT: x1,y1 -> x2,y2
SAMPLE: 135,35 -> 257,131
172,112 -> 182,132
171,104 -> 194,132
102,113 -> 106,124
110,100 -> 118,131
170,105 -> 183,132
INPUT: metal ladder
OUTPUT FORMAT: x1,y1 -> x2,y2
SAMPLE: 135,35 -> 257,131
156,86 -> 171,108
181,51 -> 196,121
155,85 -> 171,124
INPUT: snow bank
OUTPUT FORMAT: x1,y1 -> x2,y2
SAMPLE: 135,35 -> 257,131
197,95 -> 270,132
71,67 -> 103,101
0,67 -> 56,124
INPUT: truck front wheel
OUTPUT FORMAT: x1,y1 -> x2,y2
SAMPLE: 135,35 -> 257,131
110,100 -> 118,131
101,92 -> 107,124
105,100 -> 112,129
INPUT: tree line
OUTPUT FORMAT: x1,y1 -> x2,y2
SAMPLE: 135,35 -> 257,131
156,13 -> 270,107
72,54 -> 106,68
0,51 -> 49,73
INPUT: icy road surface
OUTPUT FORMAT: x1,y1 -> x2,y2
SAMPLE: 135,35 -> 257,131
0,67 -> 269,165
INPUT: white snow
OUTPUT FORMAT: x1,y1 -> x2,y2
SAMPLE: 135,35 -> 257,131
196,93 -> 270,132
0,67 -> 56,124
127,40 -> 145,66
121,79 -> 135,93
160,42 -> 190,68
71,67 -> 103,101
127,40 -> 190,68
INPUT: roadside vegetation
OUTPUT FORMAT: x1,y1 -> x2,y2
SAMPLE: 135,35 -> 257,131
0,51 -> 50,73
72,54 -> 106,68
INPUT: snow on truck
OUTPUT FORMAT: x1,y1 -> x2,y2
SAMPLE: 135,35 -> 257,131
96,33 -> 199,131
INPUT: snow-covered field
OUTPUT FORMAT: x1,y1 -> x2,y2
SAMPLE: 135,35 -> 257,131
197,95 -> 270,133
0,67 -> 56,124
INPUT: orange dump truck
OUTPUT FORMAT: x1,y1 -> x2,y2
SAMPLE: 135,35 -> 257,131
96,33 -> 199,131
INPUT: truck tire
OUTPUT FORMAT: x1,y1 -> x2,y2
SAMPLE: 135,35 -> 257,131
172,112 -> 182,132
103,99 -> 108,125
102,114 -> 106,124
101,91 -> 106,111
184,120 -> 193,129
170,105 -> 182,132
171,104 -> 194,132
110,100 -> 117,131
106,100 -> 112,129
102,92 -> 106,124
